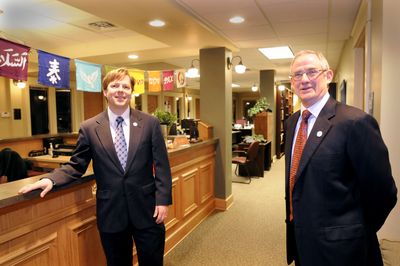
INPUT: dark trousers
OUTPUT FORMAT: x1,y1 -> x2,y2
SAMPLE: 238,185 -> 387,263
99,223 -> 165,266
289,221 -> 301,266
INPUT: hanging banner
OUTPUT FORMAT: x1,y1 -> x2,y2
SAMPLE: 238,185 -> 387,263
0,38 -> 30,80
128,69 -> 145,94
104,65 -> 117,74
148,71 -> 161,92
175,69 -> 186,88
162,70 -> 174,91
75,59 -> 102,92
38,50 -> 70,88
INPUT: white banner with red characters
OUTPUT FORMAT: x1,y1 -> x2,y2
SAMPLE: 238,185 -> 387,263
175,69 -> 186,88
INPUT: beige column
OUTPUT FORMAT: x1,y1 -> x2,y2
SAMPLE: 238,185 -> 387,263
200,47 -> 233,207
259,70 -> 276,156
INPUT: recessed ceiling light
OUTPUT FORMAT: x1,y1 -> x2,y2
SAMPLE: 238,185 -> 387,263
128,54 -> 139,59
229,16 -> 245,24
149,19 -> 165,27
258,46 -> 294,60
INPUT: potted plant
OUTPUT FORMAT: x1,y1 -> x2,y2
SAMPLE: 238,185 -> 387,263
153,108 -> 177,138
247,97 -> 270,117
243,134 -> 267,143
247,97 -> 272,141
153,108 -> 177,126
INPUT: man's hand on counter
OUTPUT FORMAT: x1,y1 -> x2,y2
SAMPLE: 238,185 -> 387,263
18,178 -> 54,198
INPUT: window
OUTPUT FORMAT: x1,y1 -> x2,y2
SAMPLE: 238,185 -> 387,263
56,90 -> 71,133
30,88 -> 49,135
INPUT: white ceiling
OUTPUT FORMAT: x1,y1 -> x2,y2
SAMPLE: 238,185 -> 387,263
0,0 -> 361,91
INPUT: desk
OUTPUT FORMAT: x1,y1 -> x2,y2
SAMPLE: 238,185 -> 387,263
28,155 -> 71,170
236,141 -> 272,177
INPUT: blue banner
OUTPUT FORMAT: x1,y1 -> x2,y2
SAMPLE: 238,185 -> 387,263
38,50 -> 70,88
75,59 -> 102,92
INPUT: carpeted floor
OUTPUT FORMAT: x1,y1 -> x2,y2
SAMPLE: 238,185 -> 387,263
164,157 -> 294,266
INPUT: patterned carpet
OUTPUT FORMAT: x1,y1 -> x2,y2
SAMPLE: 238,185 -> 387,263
164,157 -> 294,266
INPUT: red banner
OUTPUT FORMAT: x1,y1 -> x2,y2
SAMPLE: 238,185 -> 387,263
163,70 -> 174,91
0,38 -> 30,81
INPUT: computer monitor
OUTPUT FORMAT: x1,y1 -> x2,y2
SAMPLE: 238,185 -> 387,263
181,119 -> 195,130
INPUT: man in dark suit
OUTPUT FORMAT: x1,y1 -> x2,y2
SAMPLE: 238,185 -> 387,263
285,50 -> 397,266
19,68 -> 172,266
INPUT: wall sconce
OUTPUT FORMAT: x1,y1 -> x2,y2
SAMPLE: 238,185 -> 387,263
251,84 -> 258,92
13,79 -> 26,89
186,59 -> 200,78
227,56 -> 246,74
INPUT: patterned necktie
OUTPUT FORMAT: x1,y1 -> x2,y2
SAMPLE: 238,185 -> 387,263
289,109 -> 312,221
115,116 -> 127,170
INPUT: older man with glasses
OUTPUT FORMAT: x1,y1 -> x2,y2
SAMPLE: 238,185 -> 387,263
284,50 -> 397,266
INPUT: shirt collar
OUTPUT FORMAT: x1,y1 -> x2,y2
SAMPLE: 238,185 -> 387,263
300,92 -> 330,118
107,107 -> 130,127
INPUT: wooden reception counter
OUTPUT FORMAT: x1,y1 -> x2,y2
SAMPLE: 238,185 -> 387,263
0,139 -> 218,265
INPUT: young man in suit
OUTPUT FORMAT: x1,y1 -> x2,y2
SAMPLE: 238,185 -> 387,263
285,50 -> 397,266
19,68 -> 172,266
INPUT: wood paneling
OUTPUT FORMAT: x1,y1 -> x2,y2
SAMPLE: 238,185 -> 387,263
0,140 -> 217,266
147,95 -> 158,114
84,92 -> 103,120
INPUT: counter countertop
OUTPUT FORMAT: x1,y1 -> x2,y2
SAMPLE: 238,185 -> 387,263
0,138 -> 218,210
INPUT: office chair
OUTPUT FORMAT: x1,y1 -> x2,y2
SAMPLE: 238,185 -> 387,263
232,141 -> 259,184
0,148 -> 28,182
0,148 -> 46,183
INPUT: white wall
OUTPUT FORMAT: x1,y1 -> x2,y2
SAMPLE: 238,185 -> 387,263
378,0 -> 400,240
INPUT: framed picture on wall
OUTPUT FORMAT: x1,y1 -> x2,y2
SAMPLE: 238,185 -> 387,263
340,79 -> 347,104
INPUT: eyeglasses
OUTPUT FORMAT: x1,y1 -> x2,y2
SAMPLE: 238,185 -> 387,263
290,69 -> 327,81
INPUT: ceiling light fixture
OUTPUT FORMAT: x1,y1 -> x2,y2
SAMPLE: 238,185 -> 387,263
251,84 -> 258,92
258,46 -> 294,60
13,79 -> 26,89
149,19 -> 165,27
232,83 -> 240,88
186,59 -> 200,78
128,54 -> 139,59
278,85 -> 286,91
227,56 -> 246,74
229,16 -> 245,24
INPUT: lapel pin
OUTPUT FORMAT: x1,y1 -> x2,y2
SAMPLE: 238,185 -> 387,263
316,131 -> 323,137
133,122 -> 138,127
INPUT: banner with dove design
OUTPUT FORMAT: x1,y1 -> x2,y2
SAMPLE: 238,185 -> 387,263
75,59 -> 102,92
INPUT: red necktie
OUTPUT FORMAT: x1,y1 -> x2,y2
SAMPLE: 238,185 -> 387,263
289,110 -> 312,221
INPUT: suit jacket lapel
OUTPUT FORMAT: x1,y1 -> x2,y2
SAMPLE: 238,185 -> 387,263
95,111 -> 123,172
125,109 -> 143,171
285,112 -> 300,180
295,97 -> 336,180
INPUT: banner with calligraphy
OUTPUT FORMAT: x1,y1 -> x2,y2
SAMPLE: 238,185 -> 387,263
75,59 -> 102,92
128,69 -> 144,94
0,38 -> 30,80
162,70 -> 174,91
38,50 -> 70,89
175,69 -> 186,88
148,71 -> 161,92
